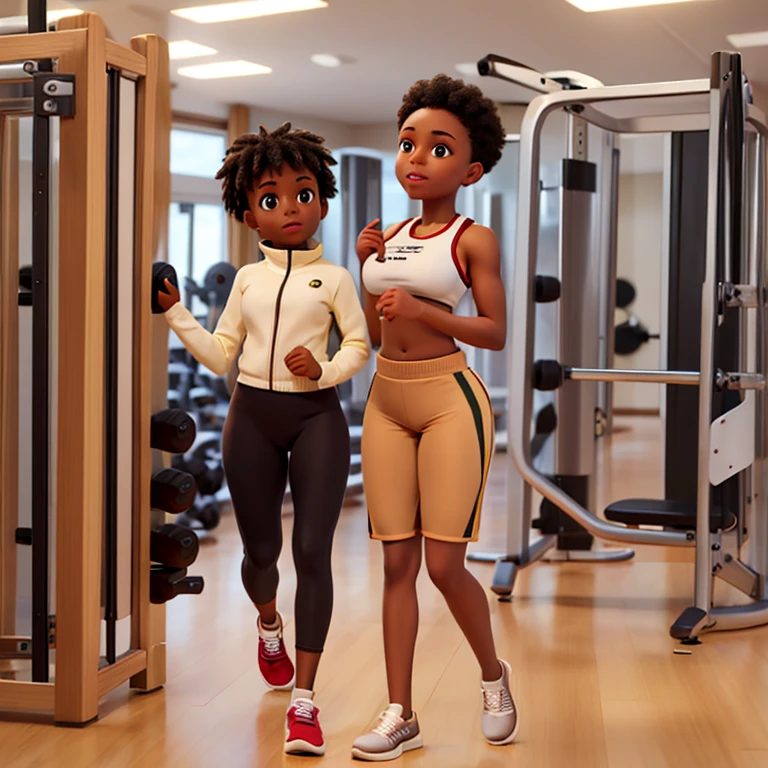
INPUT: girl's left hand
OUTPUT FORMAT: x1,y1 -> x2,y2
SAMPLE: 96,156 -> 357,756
375,288 -> 423,322
285,347 -> 322,380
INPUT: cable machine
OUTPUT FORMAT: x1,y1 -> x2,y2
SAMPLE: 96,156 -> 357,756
0,5 -> 203,725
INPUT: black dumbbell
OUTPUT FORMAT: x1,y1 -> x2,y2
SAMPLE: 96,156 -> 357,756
151,409 -> 197,454
149,565 -> 205,604
615,319 -> 660,356
196,465 -> 224,497
152,262 -> 179,314
150,468 -> 197,515
150,523 -> 200,568
189,386 -> 218,407
616,278 -> 636,309
533,360 -> 564,391
534,275 -> 561,303
194,501 -> 221,530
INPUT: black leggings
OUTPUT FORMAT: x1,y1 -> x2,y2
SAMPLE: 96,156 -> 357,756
221,383 -> 350,653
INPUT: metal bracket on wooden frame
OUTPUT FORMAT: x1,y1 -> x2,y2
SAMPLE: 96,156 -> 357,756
33,73 -> 75,118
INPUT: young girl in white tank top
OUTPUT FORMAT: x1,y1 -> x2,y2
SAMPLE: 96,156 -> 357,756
351,75 -> 518,762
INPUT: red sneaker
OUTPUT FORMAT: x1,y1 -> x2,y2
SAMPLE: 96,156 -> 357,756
285,697 -> 325,756
257,613 -> 295,691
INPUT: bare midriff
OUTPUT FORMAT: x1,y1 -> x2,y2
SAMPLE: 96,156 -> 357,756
378,297 -> 458,361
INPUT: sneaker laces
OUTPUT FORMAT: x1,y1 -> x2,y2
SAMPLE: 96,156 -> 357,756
483,687 -> 514,714
373,709 -> 403,737
292,699 -> 316,723
262,635 -> 283,656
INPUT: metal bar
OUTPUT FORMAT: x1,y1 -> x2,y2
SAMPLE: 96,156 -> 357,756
527,79 -> 711,135
750,129 -> 768,596
28,0 -> 46,35
104,68 -> 120,666
30,0 -> 50,684
602,147 -> 620,434
477,54 -> 562,95
571,104 -> 714,136
693,54 -> 729,625
707,601 -> 768,632
566,367 -> 700,385
508,90 -> 693,550
0,97 -> 33,112
0,62 -> 37,80
717,371 -> 766,390
747,106 -> 768,138
717,557 -> 760,598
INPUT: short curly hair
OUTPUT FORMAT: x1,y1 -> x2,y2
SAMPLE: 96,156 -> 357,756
215,122 -> 338,223
397,74 -> 505,174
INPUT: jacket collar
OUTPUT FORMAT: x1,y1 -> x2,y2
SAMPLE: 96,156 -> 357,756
258,239 -> 323,271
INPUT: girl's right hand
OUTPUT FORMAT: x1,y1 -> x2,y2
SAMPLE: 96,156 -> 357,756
356,218 -> 385,264
158,277 -> 180,312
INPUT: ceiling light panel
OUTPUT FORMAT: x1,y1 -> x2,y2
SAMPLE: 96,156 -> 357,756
311,53 -> 342,68
566,0 -> 697,11
172,0 -> 328,24
726,31 -> 768,49
169,40 -> 218,60
455,63 -> 480,76
177,60 -> 272,79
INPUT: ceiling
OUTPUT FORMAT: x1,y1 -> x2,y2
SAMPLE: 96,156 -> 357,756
54,0 -> 768,124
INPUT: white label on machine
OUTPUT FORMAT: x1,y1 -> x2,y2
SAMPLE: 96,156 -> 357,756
709,393 -> 755,486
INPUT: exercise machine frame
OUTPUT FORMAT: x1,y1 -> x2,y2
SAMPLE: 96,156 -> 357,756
484,51 -> 768,641
0,12 -> 171,723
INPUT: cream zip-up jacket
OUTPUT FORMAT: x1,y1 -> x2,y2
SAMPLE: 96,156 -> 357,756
164,239 -> 370,392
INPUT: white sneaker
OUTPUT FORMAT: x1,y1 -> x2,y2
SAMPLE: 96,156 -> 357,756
351,703 -> 423,761
481,659 -> 518,745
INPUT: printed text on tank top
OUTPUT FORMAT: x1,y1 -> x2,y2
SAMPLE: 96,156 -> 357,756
362,214 -> 474,311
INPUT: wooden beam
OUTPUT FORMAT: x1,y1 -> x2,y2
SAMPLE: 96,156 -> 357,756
129,33 -> 171,694
106,40 -> 147,77
0,680 -> 55,713
53,11 -> 108,726
225,105 -> 253,393
0,116 -> 20,639
227,104 -> 254,270
172,111 -> 228,132
0,637 -> 31,660
97,650 -> 147,698
0,29 -> 84,65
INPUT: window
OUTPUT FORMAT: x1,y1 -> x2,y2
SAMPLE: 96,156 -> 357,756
170,128 -> 226,178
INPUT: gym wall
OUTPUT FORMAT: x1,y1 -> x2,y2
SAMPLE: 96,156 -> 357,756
615,171 -> 664,413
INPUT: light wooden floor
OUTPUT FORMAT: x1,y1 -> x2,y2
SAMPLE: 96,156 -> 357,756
2,417 -> 768,767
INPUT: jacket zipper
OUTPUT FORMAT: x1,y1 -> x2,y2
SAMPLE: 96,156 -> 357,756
269,249 -> 292,390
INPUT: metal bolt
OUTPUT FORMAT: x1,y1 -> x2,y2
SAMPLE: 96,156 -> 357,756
712,543 -> 721,551
43,99 -> 56,113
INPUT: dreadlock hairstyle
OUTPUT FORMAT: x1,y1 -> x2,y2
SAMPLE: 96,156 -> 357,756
397,74 -> 505,174
216,122 -> 338,223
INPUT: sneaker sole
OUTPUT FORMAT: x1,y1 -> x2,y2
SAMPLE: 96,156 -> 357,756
351,733 -> 423,761
284,736 -> 325,756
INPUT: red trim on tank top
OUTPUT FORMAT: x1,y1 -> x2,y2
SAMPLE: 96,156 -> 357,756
451,218 -> 474,288
383,218 -> 411,242
408,213 -> 461,240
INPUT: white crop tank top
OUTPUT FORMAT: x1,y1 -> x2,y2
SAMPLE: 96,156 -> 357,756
362,214 -> 473,310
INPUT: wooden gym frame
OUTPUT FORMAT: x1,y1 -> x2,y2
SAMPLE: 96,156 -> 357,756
0,12 -> 170,724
